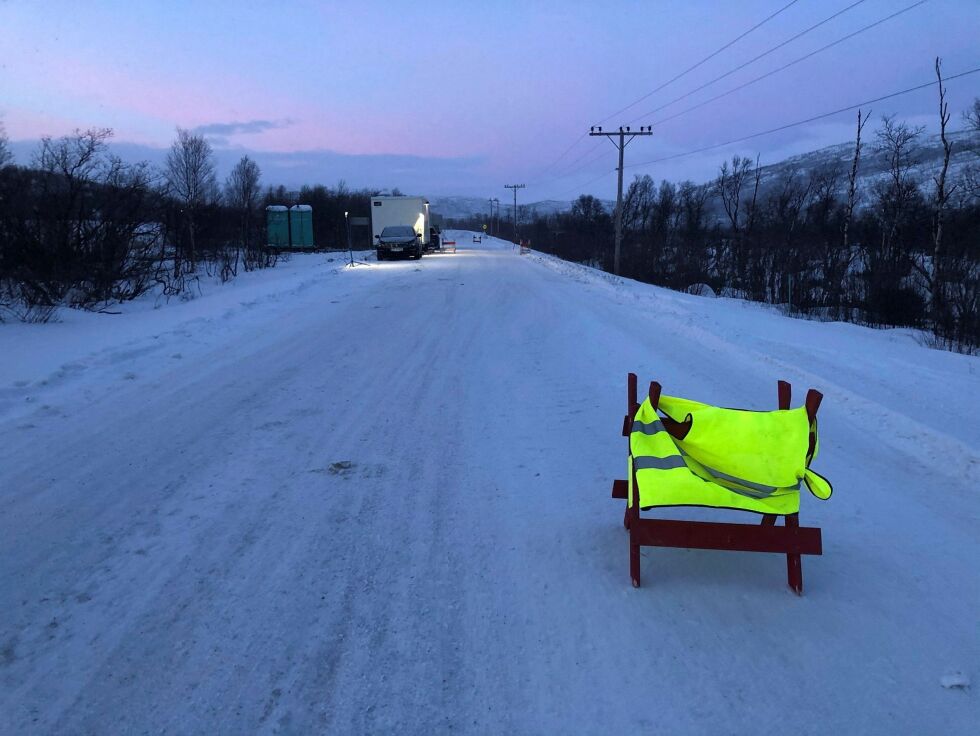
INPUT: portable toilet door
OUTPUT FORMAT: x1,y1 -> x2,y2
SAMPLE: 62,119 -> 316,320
289,205 -> 314,248
266,205 -> 289,247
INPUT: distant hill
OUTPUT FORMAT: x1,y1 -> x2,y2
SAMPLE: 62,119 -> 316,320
694,128 -> 979,223
428,196 -> 616,222
754,128 -> 978,195
431,129 -> 979,222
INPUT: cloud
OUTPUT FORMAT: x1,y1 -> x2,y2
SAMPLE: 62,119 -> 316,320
192,119 -> 292,136
6,137 -> 489,196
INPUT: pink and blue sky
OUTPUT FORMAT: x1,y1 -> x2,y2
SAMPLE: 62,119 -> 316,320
2,0 -> 978,198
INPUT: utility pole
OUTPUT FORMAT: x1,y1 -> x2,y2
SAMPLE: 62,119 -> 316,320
589,125 -> 653,276
504,184 -> 525,241
492,198 -> 500,235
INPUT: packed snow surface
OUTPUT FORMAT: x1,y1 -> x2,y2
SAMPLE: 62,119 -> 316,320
1,235 -> 977,734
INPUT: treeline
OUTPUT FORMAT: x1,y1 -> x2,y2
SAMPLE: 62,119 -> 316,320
524,98 -> 980,353
0,126 -> 375,322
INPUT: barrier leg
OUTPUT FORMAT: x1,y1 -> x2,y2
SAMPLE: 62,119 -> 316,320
630,529 -> 641,588
786,513 -> 803,595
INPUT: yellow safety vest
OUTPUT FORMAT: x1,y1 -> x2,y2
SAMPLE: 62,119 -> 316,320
629,394 -> 832,515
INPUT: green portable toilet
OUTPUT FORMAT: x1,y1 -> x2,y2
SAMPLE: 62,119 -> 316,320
266,205 -> 289,247
289,205 -> 314,248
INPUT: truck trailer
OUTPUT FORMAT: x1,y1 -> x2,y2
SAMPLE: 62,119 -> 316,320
370,196 -> 431,254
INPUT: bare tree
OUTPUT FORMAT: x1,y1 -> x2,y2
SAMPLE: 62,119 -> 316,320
164,127 -> 217,274
0,128 -> 159,318
225,155 -> 262,268
863,115 -> 926,326
570,194 -> 607,223
677,181 -> 713,287
842,108 -> 870,251
961,97 -> 980,199
714,155 -> 756,234
874,115 -> 924,251
225,155 -> 261,214
715,155 -> 762,295
32,128 -> 115,299
622,174 -> 655,236
678,181 -> 710,234
0,120 -> 11,168
963,98 -> 980,131
745,154 -> 762,235
930,58 -> 957,328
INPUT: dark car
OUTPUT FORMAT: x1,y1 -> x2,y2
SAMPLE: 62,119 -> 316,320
376,225 -> 422,261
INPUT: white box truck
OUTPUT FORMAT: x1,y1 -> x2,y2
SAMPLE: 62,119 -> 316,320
371,196 -> 433,259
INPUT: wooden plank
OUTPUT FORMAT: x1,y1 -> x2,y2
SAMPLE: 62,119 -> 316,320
630,518 -> 822,556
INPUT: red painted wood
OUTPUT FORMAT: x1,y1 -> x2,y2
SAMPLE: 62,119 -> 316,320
786,513 -> 804,594
778,382 -> 807,592
649,379 -> 692,439
662,416 -> 692,440
648,381 -> 662,410
805,389 -> 822,459
778,380 -> 791,410
805,389 -> 823,422
629,518 -> 822,555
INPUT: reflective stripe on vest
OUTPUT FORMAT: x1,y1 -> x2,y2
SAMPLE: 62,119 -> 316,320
632,455 -> 687,471
631,452 -> 792,499
691,457 -> 801,497
631,419 -> 666,436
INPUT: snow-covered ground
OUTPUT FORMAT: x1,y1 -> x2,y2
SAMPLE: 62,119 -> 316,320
1,232 -> 977,734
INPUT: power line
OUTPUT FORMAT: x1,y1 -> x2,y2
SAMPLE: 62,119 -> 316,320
553,168 -> 617,199
543,144 -> 616,184
553,65 -> 980,202
549,0 -> 925,187
628,0 -> 871,125
536,0 -> 804,176
546,140 -> 603,179
535,0 -> 869,190
646,0 -> 928,130
598,0 -> 803,125
624,66 -> 980,171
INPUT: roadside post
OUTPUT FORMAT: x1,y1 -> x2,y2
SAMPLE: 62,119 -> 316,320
345,211 -> 353,267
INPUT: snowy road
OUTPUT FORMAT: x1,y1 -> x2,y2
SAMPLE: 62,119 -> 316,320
2,235 -> 977,734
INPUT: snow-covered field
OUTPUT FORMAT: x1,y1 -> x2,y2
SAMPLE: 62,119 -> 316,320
1,233 -> 977,734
